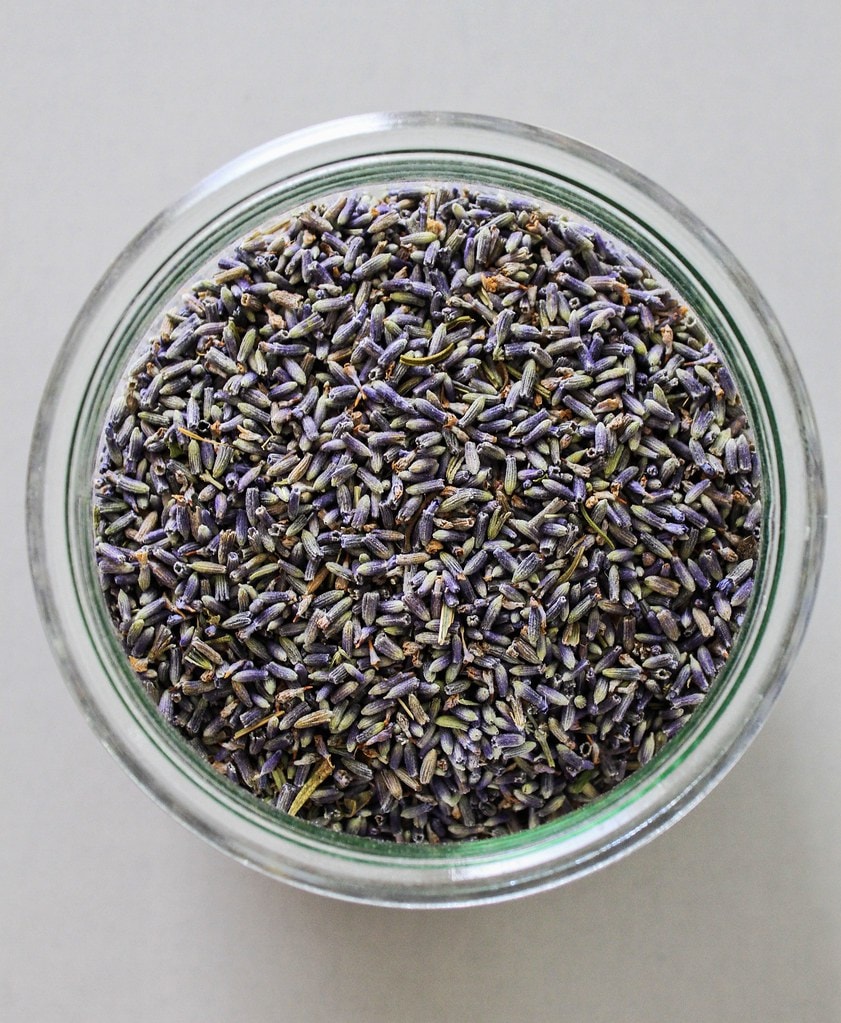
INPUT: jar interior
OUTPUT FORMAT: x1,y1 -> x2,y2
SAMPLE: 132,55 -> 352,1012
67,157 -> 785,863
66,151 -> 783,873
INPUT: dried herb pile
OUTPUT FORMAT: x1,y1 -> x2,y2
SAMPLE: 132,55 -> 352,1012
94,185 -> 761,841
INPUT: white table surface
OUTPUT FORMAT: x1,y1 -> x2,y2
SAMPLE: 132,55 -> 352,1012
2,3 -> 839,1020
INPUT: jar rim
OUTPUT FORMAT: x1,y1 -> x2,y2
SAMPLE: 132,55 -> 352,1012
27,111 -> 826,906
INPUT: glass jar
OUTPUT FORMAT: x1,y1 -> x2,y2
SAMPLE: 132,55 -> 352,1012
28,112 -> 825,907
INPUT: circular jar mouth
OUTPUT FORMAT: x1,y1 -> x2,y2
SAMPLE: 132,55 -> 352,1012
28,112 -> 826,907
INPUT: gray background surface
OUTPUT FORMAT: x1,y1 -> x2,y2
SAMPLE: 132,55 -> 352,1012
2,3 -> 839,1020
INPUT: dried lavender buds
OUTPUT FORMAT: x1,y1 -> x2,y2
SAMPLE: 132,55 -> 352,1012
93,185 -> 761,843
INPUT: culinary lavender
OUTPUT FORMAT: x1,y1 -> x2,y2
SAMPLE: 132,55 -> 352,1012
93,185 -> 761,842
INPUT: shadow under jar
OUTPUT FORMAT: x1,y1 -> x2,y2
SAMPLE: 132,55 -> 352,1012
28,113 -> 825,907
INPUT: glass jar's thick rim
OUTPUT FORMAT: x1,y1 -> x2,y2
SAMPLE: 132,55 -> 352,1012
27,112 -> 826,906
